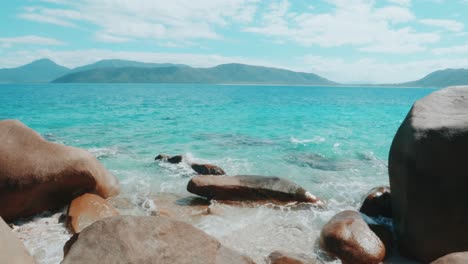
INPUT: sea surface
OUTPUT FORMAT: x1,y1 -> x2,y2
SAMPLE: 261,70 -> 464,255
0,84 -> 436,263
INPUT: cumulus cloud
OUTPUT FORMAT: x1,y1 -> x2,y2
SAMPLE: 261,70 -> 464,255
0,35 -> 65,48
18,0 -> 259,43
244,0 -> 438,53
420,19 -> 464,32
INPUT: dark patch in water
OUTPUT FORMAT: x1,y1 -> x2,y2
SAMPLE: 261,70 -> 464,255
286,153 -> 353,171
193,133 -> 275,147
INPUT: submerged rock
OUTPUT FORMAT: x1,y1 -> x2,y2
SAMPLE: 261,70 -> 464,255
267,251 -> 319,264
67,193 -> 119,234
191,163 -> 225,175
389,86 -> 468,262
187,175 -> 323,205
62,215 -> 254,264
0,120 -> 120,222
359,186 -> 392,218
155,154 -> 170,161
152,192 -> 213,221
0,217 -> 35,264
319,210 -> 385,264
431,252 -> 468,264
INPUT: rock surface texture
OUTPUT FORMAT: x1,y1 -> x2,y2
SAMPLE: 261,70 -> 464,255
430,252 -> 468,264
62,215 -> 254,264
389,86 -> 468,262
319,210 -> 385,264
0,217 -> 35,264
187,175 -> 322,205
67,193 -> 119,233
191,163 -> 226,175
0,120 -> 119,222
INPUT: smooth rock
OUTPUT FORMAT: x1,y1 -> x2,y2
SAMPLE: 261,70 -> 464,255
67,193 -> 119,233
0,217 -> 35,264
0,120 -> 119,222
389,86 -> 468,262
152,192 -> 212,221
431,252 -> 468,264
191,163 -> 225,175
168,155 -> 183,164
359,186 -> 392,218
62,215 -> 254,264
187,175 -> 322,205
267,251 -> 319,264
319,210 -> 385,264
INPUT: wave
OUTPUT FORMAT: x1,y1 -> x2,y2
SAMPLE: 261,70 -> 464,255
290,136 -> 325,144
88,146 -> 120,159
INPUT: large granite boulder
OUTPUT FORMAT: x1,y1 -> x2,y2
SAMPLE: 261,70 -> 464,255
62,215 -> 254,264
359,186 -> 392,218
319,210 -> 385,264
66,193 -> 119,234
431,252 -> 468,264
187,175 -> 322,205
191,163 -> 225,175
0,217 -> 35,264
0,120 -> 120,222
389,86 -> 468,262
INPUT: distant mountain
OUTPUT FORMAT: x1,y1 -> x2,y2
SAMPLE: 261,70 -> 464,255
71,59 -> 187,73
0,59 -> 70,83
396,68 -> 468,87
53,63 -> 337,85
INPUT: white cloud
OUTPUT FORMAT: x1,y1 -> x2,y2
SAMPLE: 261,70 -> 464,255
387,0 -> 411,6
0,35 -> 65,48
432,43 -> 468,55
244,0 -> 438,53
18,0 -> 259,43
420,19 -> 464,32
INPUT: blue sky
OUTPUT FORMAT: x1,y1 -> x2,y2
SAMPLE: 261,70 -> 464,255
1,0 -> 468,83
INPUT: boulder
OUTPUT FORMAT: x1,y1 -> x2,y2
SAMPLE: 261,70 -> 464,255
0,120 -> 120,222
187,175 -> 323,205
62,215 -> 254,264
191,163 -> 225,175
155,154 -> 170,161
359,186 -> 392,218
431,252 -> 468,264
267,251 -> 319,264
0,217 -> 35,264
319,210 -> 385,264
389,86 -> 468,262
67,193 -> 119,233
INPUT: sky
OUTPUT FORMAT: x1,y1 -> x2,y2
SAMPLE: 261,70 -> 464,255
1,0 -> 468,83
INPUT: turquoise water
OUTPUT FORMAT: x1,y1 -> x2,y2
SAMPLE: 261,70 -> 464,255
1,84 -> 434,263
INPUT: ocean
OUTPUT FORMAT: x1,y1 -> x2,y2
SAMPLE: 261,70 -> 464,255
0,83 -> 435,263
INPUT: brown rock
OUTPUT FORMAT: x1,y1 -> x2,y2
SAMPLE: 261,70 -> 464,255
168,155 -> 183,164
319,210 -> 385,264
67,193 -> 119,234
389,86 -> 468,262
187,175 -> 323,205
191,163 -> 225,175
62,215 -> 254,264
155,154 -> 170,161
359,186 -> 391,218
368,224 -> 393,259
267,251 -> 319,264
0,120 -> 119,222
0,217 -> 35,264
153,193 -> 211,221
430,252 -> 468,264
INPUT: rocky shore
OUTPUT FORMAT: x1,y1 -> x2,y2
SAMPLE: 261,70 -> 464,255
2,86 -> 468,263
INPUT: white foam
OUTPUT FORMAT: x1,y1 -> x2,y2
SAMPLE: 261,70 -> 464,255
88,146 -> 120,158
290,136 -> 326,144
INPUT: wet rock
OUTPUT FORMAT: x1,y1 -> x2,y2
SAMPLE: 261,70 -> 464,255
389,86 -> 468,262
267,251 -> 319,264
67,193 -> 119,234
153,193 -> 212,221
431,252 -> 468,264
0,217 -> 35,264
319,210 -> 385,264
187,175 -> 323,205
0,120 -> 120,222
359,186 -> 392,218
62,215 -> 254,264
155,154 -> 183,164
191,163 -> 225,175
